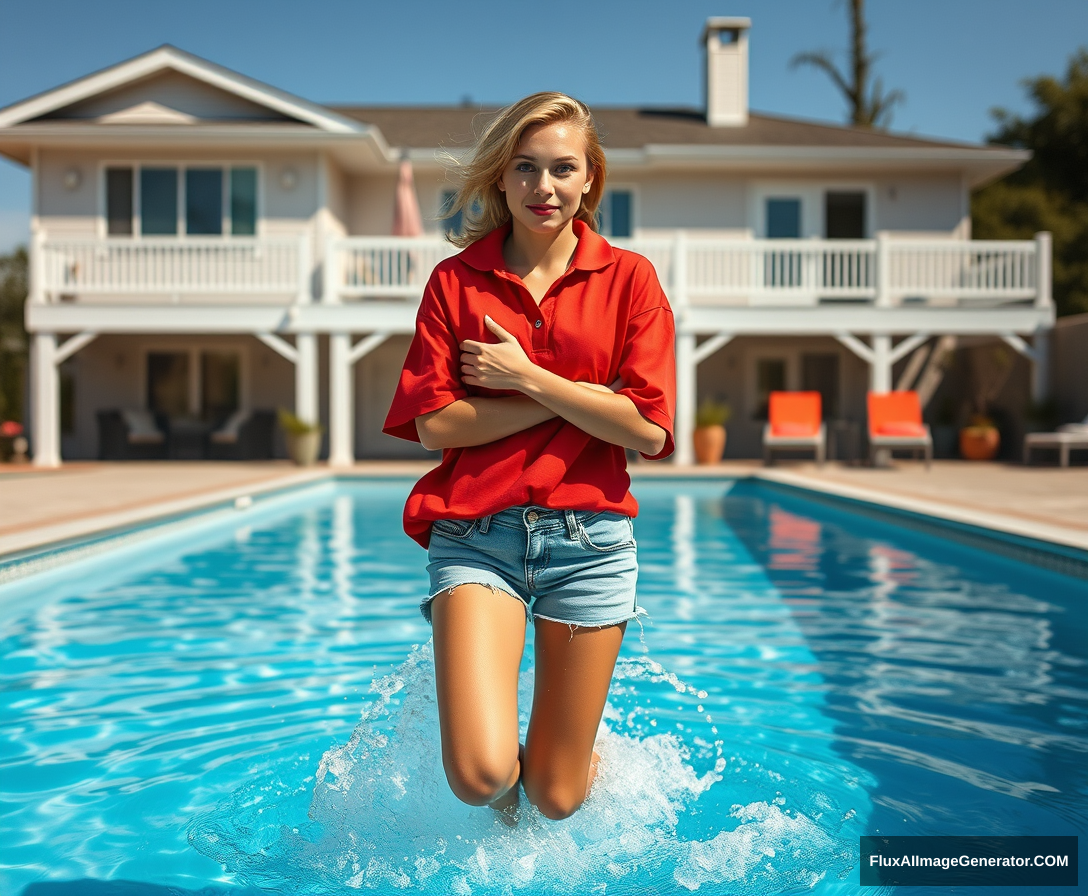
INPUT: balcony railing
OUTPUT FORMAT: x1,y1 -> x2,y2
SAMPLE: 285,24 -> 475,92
36,236 -> 308,304
326,233 -> 1050,309
33,232 -> 1049,310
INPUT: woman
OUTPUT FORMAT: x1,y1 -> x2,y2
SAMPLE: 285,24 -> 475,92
383,92 -> 675,821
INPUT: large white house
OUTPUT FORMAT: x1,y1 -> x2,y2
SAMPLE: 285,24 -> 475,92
0,17 -> 1052,466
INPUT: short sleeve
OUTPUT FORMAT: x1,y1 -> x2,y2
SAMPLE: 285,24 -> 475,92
616,261 -> 676,461
382,276 -> 467,443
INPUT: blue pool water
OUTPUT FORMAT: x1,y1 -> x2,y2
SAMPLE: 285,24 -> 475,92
1,479 -> 1085,895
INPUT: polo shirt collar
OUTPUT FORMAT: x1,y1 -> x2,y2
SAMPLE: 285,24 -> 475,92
458,219 -> 615,273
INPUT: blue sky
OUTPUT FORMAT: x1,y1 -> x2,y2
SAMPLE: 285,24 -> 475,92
1,0 -> 1086,251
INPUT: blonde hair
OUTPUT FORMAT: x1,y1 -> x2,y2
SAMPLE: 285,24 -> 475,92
443,92 -> 607,248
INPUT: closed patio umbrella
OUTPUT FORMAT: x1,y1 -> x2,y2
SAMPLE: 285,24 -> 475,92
392,158 -> 423,237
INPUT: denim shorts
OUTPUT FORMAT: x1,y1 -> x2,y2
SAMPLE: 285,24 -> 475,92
424,505 -> 643,628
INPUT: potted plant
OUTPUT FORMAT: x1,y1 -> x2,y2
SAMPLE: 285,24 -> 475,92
278,408 -> 323,466
959,413 -> 1000,461
959,344 -> 1013,461
693,397 -> 731,464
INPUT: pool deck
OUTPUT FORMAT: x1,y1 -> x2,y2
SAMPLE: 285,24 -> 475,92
2,458 -> 1087,558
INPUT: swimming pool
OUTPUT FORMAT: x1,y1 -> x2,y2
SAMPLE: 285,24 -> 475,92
1,479 -> 1085,895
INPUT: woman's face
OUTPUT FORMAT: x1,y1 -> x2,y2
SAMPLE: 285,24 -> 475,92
498,121 -> 593,238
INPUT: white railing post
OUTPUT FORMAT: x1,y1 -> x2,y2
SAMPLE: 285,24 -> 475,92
1034,231 -> 1052,309
30,229 -> 46,304
297,233 -> 312,305
672,229 -> 689,312
876,231 -> 891,307
323,236 -> 340,305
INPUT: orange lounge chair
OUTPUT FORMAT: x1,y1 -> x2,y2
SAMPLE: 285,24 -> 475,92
867,391 -> 932,468
763,391 -> 826,465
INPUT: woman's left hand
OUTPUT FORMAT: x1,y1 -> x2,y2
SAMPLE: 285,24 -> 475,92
460,316 -> 538,391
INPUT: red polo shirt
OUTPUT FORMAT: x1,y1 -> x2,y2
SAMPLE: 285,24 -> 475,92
383,220 -> 675,548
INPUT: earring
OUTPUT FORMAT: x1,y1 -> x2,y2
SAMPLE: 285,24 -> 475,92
583,183 -> 591,193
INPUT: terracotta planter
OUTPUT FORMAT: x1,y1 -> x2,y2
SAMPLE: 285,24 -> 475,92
286,430 -> 322,466
693,425 -> 727,464
959,426 -> 999,461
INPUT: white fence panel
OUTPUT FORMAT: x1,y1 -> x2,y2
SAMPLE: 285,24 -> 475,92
41,238 -> 302,300
887,240 -> 1037,302
336,238 -> 457,300
681,239 -> 876,305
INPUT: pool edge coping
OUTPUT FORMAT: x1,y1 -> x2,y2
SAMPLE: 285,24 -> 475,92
2,467 -> 1085,584
749,467 -> 1088,553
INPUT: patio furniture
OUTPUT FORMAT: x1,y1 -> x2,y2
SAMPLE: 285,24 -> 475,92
867,391 -> 932,468
97,409 -> 168,460
208,409 -> 276,460
763,391 -> 826,465
1024,416 -> 1088,467
168,417 -> 211,460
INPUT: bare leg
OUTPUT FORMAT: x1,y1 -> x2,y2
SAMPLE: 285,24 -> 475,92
521,620 -> 626,820
430,585 -> 527,812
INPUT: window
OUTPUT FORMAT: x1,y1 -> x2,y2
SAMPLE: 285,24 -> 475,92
147,352 -> 190,416
186,168 -> 222,235
146,348 -> 242,421
106,164 -> 258,237
825,191 -> 866,239
754,358 -> 786,419
440,189 -> 463,238
106,168 -> 133,236
597,189 -> 633,238
201,352 -> 240,423
141,168 -> 178,235
230,167 -> 257,236
766,198 -> 801,239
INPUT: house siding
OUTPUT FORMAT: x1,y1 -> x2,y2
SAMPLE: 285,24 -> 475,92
873,174 -> 967,237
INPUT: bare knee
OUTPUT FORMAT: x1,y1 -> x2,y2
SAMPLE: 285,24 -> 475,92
526,784 -> 586,820
443,753 -> 518,807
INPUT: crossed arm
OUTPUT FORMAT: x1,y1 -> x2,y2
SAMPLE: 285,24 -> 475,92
415,316 -> 667,456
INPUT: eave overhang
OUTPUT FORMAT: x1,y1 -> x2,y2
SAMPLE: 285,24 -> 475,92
406,143 -> 1028,187
0,124 -> 397,171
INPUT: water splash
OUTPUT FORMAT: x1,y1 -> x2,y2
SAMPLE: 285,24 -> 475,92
189,646 -> 860,894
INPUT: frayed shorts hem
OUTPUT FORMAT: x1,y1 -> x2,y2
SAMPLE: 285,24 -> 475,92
532,605 -> 648,630
421,579 -> 531,625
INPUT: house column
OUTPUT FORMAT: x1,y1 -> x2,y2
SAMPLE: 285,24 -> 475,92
674,331 -> 696,465
294,333 -> 318,426
870,334 -> 892,393
328,333 -> 353,467
327,333 -> 390,468
30,333 -> 59,468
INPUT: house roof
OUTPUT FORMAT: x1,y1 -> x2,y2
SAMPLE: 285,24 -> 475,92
0,45 -> 368,134
0,44 -> 1027,185
330,104 -> 1027,185
331,104 -> 984,152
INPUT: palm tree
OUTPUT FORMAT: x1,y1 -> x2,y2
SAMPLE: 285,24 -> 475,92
791,0 -> 904,129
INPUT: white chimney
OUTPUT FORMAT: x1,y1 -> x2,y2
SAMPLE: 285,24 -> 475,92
703,17 -> 750,127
